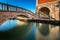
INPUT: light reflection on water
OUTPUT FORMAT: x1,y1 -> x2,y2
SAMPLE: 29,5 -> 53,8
0,19 -> 36,40
0,20 -> 18,31
25,23 -> 36,40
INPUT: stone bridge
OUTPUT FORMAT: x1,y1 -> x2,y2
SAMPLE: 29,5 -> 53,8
0,2 -> 35,25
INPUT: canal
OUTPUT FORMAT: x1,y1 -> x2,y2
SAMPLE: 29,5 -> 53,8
0,19 -> 36,40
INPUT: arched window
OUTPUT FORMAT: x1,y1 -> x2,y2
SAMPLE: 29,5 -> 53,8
39,7 -> 50,20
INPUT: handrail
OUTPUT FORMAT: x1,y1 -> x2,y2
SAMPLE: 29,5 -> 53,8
0,2 -> 33,14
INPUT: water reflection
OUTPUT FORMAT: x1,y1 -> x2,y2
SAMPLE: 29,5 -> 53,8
0,19 -> 35,40
25,23 -> 36,40
0,20 -> 18,32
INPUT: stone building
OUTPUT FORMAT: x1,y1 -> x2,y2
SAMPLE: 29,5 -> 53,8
36,0 -> 59,40
36,0 -> 59,20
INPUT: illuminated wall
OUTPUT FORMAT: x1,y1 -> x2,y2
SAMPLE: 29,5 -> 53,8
36,0 -> 59,20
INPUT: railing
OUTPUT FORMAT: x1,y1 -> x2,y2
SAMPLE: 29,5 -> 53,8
0,2 -> 33,14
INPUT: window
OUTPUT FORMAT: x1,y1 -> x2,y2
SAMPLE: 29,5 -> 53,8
39,7 -> 50,20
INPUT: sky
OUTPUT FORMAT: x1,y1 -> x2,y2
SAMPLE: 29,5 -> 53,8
0,0 -> 36,13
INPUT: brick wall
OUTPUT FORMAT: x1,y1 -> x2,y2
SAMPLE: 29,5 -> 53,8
36,1 -> 59,20
0,11 -> 35,25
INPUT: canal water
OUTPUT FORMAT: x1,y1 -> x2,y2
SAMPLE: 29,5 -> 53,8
0,19 -> 36,40
0,20 -> 18,31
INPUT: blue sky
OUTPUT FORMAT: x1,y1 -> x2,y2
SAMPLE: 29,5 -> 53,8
0,0 -> 36,13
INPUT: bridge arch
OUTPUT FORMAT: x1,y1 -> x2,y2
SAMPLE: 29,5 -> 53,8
38,7 -> 50,19
39,7 -> 50,15
38,7 -> 50,36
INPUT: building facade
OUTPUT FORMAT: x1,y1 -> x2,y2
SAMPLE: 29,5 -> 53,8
36,0 -> 59,40
36,0 -> 59,20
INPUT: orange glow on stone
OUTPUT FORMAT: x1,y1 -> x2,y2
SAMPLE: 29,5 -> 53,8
38,0 -> 57,4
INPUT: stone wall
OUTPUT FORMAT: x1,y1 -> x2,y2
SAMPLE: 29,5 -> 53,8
36,1 -> 59,20
0,11 -> 35,25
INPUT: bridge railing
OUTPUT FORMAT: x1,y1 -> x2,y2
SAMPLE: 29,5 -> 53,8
0,2 -> 33,14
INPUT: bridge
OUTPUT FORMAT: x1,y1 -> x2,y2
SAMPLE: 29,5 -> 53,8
0,2 -> 60,40
0,2 -> 35,25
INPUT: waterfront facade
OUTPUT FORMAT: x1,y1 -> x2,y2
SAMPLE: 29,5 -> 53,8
36,0 -> 59,40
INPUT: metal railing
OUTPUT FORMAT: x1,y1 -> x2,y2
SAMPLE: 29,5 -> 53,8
0,2 -> 33,14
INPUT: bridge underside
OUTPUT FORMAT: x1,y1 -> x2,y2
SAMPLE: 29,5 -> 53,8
0,11 -> 35,25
